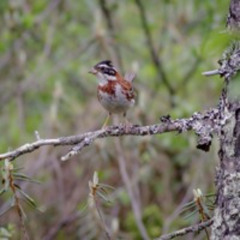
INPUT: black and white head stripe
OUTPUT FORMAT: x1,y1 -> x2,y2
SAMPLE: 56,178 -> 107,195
96,60 -> 113,67
94,60 -> 117,76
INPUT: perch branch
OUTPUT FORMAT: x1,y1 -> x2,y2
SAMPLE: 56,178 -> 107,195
0,107 -> 221,162
156,219 -> 213,240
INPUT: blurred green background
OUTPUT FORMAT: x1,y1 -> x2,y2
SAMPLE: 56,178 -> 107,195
0,0 -> 230,239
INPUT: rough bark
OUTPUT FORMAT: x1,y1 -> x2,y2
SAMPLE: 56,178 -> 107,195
211,1 -> 240,238
227,0 -> 240,31
211,102 -> 240,239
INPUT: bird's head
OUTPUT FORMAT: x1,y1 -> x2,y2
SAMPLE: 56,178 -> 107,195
89,60 -> 117,84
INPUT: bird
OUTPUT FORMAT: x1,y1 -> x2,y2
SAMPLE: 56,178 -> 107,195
89,60 -> 135,128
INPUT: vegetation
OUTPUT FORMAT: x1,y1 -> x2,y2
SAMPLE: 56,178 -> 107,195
0,0 -> 231,239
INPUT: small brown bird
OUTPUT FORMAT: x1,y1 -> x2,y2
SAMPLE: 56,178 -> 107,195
89,60 -> 135,127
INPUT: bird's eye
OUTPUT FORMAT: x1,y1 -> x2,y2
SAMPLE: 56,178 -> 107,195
100,67 -> 105,72
109,70 -> 115,75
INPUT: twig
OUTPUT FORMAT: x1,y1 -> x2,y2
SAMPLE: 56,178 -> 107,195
155,219 -> 213,240
43,213 -> 80,240
193,189 -> 210,240
98,0 -> 123,70
162,174 -> 200,234
181,57 -> 202,86
61,131 -> 104,161
7,161 -> 29,240
34,131 -> 41,140
134,0 -> 175,97
114,138 -> 150,240
88,172 -> 111,240
35,0 -> 62,24
0,108 -> 221,162
202,69 -> 220,76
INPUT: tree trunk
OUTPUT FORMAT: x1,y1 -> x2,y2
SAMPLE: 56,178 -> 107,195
211,102 -> 240,239
211,1 -> 240,238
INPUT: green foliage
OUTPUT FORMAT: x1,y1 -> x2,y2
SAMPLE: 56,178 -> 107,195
180,190 -> 215,220
0,160 -> 39,216
0,224 -> 15,240
125,204 -> 163,239
0,0 -> 229,238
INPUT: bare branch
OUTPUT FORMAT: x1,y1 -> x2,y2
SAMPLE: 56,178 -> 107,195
155,219 -> 213,240
34,131 -> 41,141
35,0 -> 62,24
0,108 -> 221,162
43,213 -> 80,240
181,56 -> 202,86
202,69 -> 220,77
98,0 -> 123,70
114,138 -> 150,240
134,0 -> 175,96
61,130 -> 105,161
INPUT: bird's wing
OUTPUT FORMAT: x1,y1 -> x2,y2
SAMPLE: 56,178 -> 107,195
119,79 -> 135,100
124,72 -> 136,82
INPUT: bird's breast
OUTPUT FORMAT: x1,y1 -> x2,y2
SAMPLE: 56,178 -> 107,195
97,82 -> 134,113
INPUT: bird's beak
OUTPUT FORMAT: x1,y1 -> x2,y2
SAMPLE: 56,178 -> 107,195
88,67 -> 97,75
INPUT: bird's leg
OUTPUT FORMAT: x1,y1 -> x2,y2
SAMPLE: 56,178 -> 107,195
102,112 -> 111,129
123,112 -> 132,131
